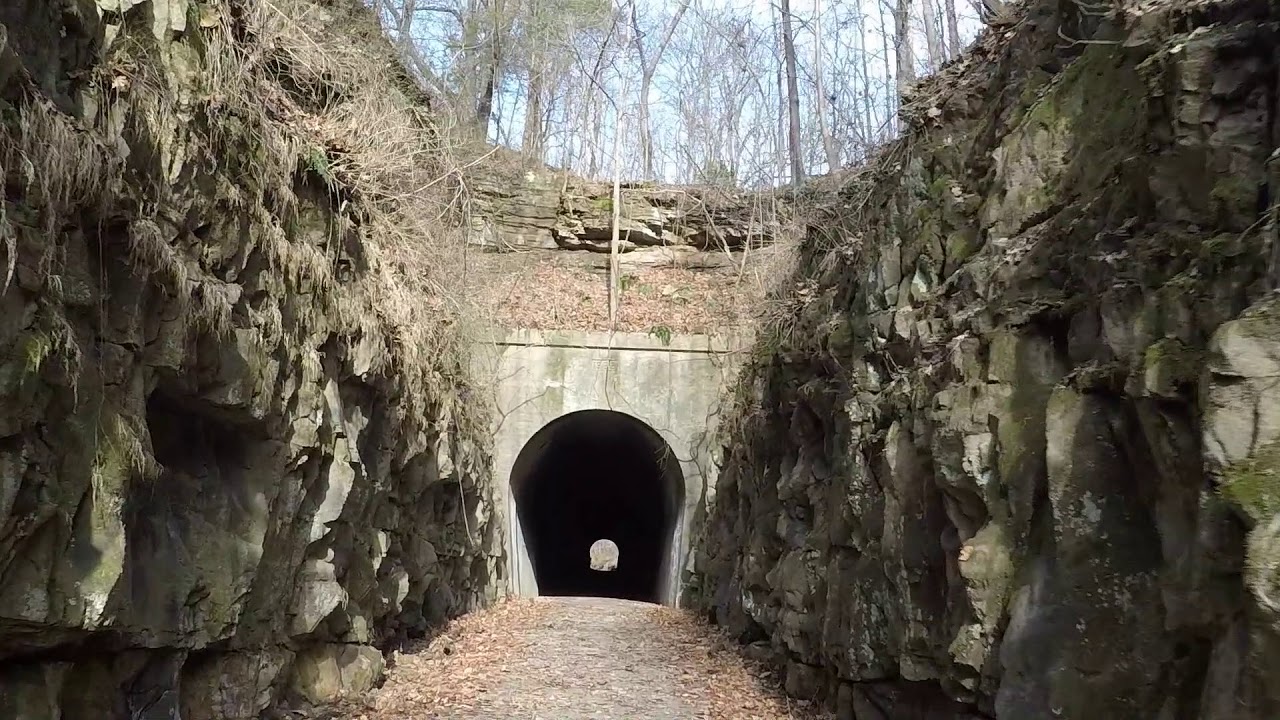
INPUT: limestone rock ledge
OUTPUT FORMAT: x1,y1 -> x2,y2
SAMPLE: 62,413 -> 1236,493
469,167 -> 789,253
692,0 -> 1280,718
0,0 -> 503,717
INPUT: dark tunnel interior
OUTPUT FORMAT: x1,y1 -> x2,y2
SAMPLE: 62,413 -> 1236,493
511,410 -> 684,603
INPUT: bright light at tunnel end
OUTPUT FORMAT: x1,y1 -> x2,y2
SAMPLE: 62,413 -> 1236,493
590,538 -> 619,572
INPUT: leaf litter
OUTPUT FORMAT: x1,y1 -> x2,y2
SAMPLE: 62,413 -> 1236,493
335,597 -> 831,720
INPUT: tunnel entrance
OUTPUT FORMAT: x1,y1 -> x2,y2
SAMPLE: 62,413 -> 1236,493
510,410 -> 685,604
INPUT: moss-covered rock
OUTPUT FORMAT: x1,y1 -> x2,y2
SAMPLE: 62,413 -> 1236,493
0,0 -> 502,713
693,1 -> 1280,717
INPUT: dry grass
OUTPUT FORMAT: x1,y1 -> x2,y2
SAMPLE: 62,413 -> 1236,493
1,201 -> 13,295
97,0 -> 482,422
648,605 -> 832,720
0,0 -> 496,473
126,218 -> 189,292
345,598 -> 549,716
6,97 -> 118,226
222,0 -> 483,413
0,92 -> 121,305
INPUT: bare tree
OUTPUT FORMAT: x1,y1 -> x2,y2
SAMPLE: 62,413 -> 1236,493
893,0 -> 916,118
628,0 -> 689,181
368,0 -> 981,189
921,0 -> 945,71
608,108 -> 624,322
945,0 -> 962,59
813,0 -> 840,172
780,0 -> 804,185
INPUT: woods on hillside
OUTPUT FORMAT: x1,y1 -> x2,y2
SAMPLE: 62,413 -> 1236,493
366,0 -> 985,187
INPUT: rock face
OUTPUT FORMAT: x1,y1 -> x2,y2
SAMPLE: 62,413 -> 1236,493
692,1 -> 1280,718
469,168 -> 787,253
0,0 -> 502,716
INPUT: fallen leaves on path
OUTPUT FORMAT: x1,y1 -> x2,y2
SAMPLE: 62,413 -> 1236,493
338,597 -> 831,720
342,598 -> 548,719
647,605 -> 832,720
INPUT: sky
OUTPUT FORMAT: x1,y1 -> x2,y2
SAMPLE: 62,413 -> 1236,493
390,0 -> 983,183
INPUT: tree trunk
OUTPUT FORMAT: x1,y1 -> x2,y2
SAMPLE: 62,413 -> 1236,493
630,0 -> 690,181
473,0 -> 510,139
780,0 -> 804,186
476,61 -> 497,137
608,109 -> 625,323
587,91 -> 602,177
813,0 -> 840,172
945,0 -> 962,59
921,0 -> 943,72
858,13 -> 876,151
877,0 -> 898,133
636,75 -> 655,179
772,0 -> 787,183
894,0 -> 916,97
523,68 -> 545,161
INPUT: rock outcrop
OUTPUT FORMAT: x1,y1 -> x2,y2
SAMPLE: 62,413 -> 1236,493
0,0 -> 502,716
469,167 -> 788,253
692,1 -> 1280,718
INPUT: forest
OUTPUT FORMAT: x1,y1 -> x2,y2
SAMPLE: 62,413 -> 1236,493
366,0 -> 992,186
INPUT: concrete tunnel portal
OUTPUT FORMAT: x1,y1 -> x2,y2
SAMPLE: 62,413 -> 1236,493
510,410 -> 685,604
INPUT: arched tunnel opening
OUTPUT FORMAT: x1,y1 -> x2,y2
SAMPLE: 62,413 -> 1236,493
511,410 -> 685,604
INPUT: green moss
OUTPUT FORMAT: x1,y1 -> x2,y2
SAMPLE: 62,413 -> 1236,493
1141,337 -> 1201,393
1198,232 -> 1242,260
825,318 -> 853,352
1221,440 -> 1280,525
21,331 -> 52,379
591,195 -> 613,213
945,229 -> 981,269
91,414 -> 148,498
1017,44 -> 1147,201
927,174 -> 954,200
302,147 -> 335,186
647,325 -> 673,346
1210,175 -> 1256,209
0,99 -> 19,132
1206,174 -> 1265,231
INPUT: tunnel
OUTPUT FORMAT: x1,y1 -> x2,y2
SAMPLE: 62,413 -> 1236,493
510,410 -> 685,604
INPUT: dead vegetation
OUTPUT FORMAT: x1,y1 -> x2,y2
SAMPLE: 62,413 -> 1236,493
465,248 -> 785,335
340,597 -> 828,719
201,0 -> 483,408
1,0 -> 495,436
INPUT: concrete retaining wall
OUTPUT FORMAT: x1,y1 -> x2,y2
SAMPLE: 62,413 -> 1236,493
473,329 -> 747,605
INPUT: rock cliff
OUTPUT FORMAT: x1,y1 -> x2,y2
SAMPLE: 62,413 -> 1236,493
0,0 -> 502,716
693,0 -> 1280,717
469,167 -> 787,253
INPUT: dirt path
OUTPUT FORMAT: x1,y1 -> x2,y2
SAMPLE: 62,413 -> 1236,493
343,597 -> 827,720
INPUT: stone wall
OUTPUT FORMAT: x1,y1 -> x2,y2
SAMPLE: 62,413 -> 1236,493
692,1 -> 1280,718
0,0 -> 502,716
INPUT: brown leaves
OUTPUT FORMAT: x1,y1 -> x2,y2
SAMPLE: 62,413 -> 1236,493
336,597 -> 831,720
341,598 -> 547,719
648,606 -> 831,720
466,250 -> 765,335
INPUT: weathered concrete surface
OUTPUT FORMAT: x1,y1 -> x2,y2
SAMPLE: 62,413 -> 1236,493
473,329 -> 747,606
